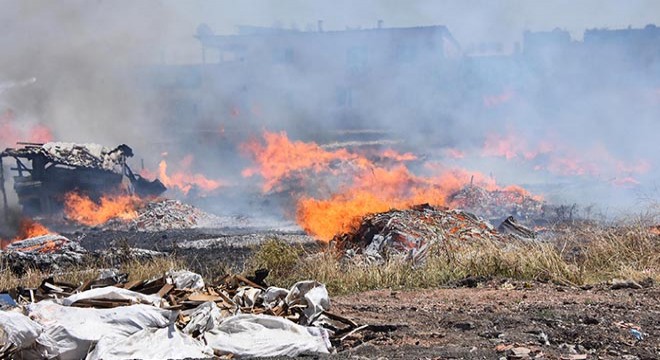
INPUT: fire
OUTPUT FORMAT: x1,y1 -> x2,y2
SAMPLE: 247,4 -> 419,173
0,218 -> 52,249
64,192 -> 139,226
15,218 -> 51,239
445,148 -> 465,159
243,130 -> 538,242
296,165 -> 534,241
241,131 -> 367,192
483,89 -> 515,108
481,129 -> 651,182
380,149 -> 417,162
0,109 -> 53,147
158,155 -> 223,195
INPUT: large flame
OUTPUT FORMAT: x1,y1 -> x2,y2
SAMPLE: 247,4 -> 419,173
243,131 -> 540,242
158,155 -> 223,196
64,192 -> 139,226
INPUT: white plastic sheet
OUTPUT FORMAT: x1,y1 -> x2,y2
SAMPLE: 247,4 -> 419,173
168,270 -> 205,291
204,314 -> 332,357
182,301 -> 225,335
0,310 -> 43,353
233,286 -> 263,308
285,281 -> 331,325
27,302 -> 174,359
87,324 -> 213,360
62,286 -> 164,307
262,286 -> 289,309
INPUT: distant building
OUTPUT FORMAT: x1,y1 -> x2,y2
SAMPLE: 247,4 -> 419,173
143,23 -> 461,140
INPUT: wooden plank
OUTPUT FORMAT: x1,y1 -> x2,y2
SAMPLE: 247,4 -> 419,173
157,284 -> 174,298
122,280 -> 143,290
234,274 -> 265,290
186,293 -> 223,302
71,298 -> 132,308
322,310 -> 359,328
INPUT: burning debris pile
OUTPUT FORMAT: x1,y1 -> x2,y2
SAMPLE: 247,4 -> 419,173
130,199 -> 217,231
0,142 -> 165,217
1,234 -> 87,274
0,271 -> 358,358
334,203 -> 518,263
95,198 -> 219,231
449,184 -> 546,221
0,232 -> 165,275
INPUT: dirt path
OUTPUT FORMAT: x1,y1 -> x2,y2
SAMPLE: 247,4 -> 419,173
332,280 -> 659,359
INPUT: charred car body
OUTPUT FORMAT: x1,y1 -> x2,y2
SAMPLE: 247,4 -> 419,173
0,142 -> 165,216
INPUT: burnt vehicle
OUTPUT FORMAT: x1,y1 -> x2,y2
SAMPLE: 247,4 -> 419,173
0,142 -> 166,216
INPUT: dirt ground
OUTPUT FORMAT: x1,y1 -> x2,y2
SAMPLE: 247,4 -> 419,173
331,279 -> 659,359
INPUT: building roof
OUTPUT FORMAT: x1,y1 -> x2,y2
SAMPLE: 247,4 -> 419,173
1,142 -> 133,172
196,24 -> 458,49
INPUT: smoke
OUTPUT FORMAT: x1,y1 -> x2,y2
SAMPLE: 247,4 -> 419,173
1,0 -> 659,218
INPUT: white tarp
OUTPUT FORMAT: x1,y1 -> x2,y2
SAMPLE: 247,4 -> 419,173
1,279 -> 336,359
0,310 -> 43,353
233,286 -> 263,308
262,286 -> 289,309
168,270 -> 205,291
26,302 -> 174,359
285,281 -> 331,325
204,314 -> 332,357
87,324 -> 213,360
182,301 -> 225,335
62,286 -> 164,307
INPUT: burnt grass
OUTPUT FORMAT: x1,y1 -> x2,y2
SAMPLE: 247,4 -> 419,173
63,228 -> 319,279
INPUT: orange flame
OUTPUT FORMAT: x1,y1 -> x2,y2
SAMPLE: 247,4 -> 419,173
64,192 -> 139,226
296,166 -> 526,241
243,131 -> 539,242
1,218 -> 52,249
0,109 -> 53,147
15,218 -> 51,239
241,131 -> 368,192
158,155 -> 223,195
481,129 -> 651,182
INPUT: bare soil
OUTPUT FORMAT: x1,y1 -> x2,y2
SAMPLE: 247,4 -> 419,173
331,280 -> 659,359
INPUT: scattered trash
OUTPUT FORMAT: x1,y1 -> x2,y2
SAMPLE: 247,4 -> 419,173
0,271 -> 360,359
629,329 -> 644,341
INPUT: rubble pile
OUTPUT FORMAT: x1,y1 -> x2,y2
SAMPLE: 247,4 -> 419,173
1,235 -> 87,274
334,203 -> 509,263
0,234 -> 165,275
0,270 -> 358,359
102,199 -> 217,231
449,184 -> 545,221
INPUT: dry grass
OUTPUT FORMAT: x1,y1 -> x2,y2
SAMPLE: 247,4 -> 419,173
0,256 -> 186,291
249,221 -> 660,295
